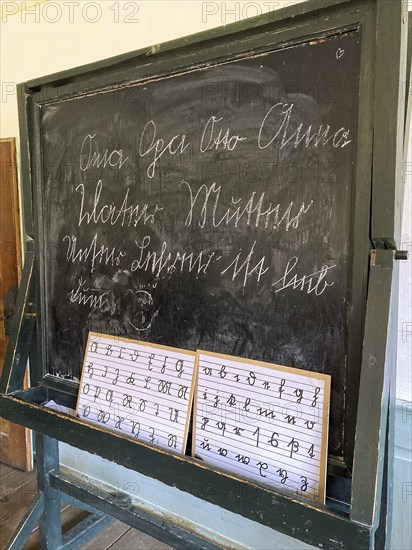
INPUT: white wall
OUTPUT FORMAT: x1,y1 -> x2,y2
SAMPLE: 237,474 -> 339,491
397,133 -> 412,402
0,0 -> 306,137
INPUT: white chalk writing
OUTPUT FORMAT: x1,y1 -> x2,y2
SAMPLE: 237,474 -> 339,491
130,236 -> 216,277
80,134 -> 129,171
258,103 -> 352,150
200,115 -> 247,153
68,277 -> 109,311
182,180 -> 313,230
272,257 -> 336,296
76,181 -> 162,228
138,120 -> 190,179
63,233 -> 126,272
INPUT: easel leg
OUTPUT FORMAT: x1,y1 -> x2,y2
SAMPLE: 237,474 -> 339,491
4,494 -> 44,550
4,431 -> 115,549
36,434 -> 63,549
374,408 -> 390,550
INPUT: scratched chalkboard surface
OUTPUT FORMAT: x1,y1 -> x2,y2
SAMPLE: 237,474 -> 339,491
39,30 -> 360,456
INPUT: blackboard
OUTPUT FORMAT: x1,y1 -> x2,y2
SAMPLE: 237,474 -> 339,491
39,30 -> 360,457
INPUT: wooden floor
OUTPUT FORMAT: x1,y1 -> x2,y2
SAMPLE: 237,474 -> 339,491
0,463 -> 171,549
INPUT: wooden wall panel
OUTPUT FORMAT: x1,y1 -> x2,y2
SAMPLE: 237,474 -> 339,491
0,138 -> 32,471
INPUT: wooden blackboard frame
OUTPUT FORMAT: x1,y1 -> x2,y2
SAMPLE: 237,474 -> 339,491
0,0 -> 408,548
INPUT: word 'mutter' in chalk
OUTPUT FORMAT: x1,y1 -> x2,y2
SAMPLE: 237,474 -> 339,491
193,351 -> 331,503
76,332 -> 196,455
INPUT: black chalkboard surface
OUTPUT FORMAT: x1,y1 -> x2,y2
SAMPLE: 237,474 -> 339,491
40,30 -> 360,456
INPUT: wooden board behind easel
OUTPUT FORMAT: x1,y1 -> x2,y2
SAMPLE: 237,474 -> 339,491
0,138 -> 32,471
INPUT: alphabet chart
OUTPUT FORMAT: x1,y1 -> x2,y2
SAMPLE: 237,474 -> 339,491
193,351 -> 331,503
76,332 -> 196,454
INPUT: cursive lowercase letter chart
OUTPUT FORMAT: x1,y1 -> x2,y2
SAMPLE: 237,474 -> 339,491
193,350 -> 331,502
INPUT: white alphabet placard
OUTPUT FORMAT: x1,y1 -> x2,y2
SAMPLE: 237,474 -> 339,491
193,351 -> 331,503
76,332 -> 196,454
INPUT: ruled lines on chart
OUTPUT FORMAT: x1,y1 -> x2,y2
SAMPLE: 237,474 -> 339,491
76,332 -> 196,454
193,351 -> 331,503
76,333 -> 331,502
